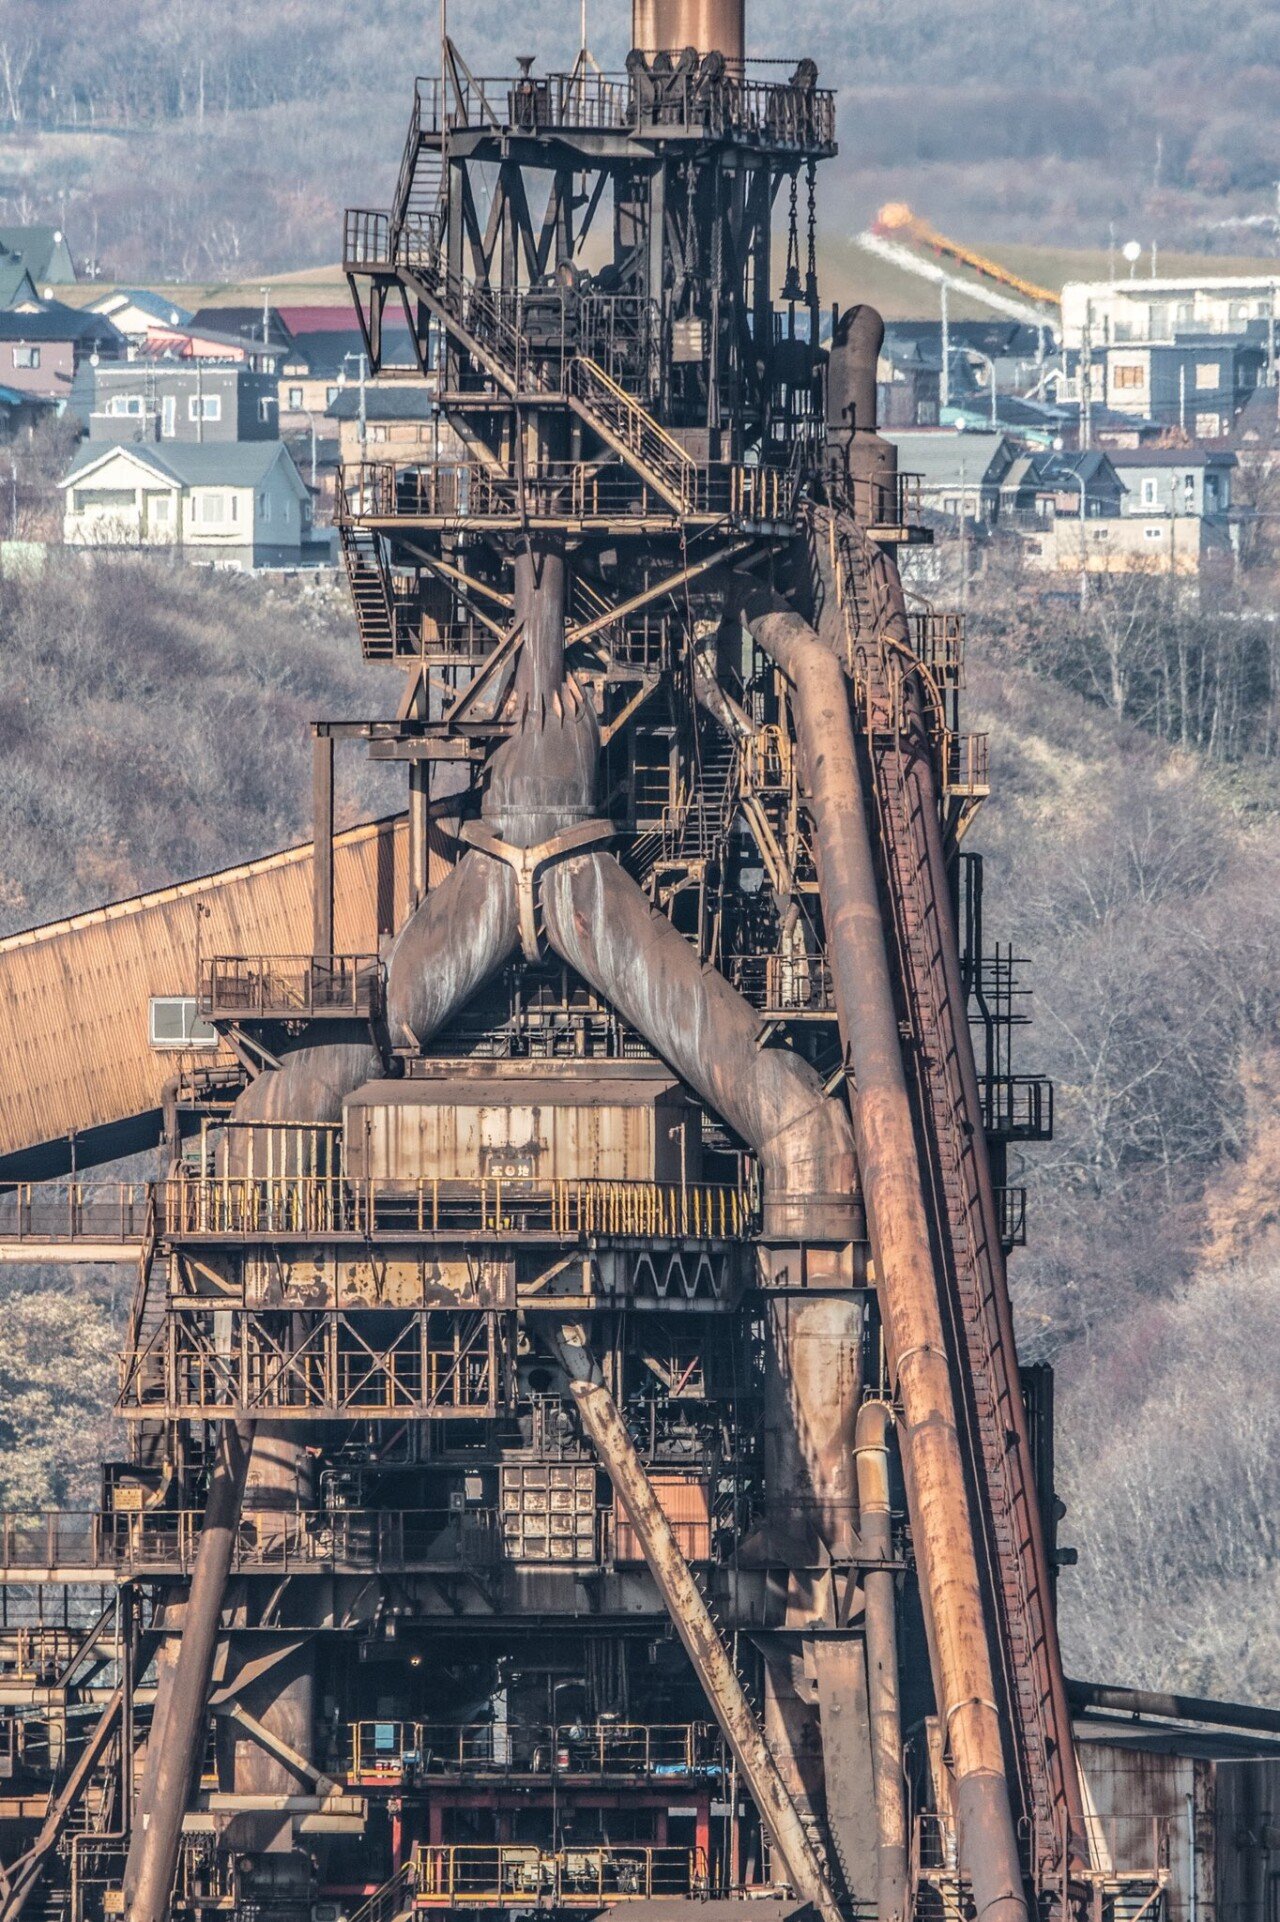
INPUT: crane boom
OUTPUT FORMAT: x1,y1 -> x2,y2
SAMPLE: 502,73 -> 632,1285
874,201 -> 1062,310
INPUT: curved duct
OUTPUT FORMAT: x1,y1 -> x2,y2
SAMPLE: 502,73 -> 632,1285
732,569 -> 1029,1922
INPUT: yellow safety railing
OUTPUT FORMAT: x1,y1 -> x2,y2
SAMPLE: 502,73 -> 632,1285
160,1176 -> 754,1243
413,1844 -> 704,1905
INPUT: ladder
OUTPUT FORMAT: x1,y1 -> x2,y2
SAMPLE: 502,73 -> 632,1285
339,523 -> 398,660
869,679 -> 1071,1880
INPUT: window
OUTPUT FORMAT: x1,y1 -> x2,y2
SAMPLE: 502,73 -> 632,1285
194,491 -> 228,525
107,394 -> 145,416
1112,363 -> 1146,390
1195,412 -> 1221,438
149,997 -> 217,1049
326,385 -> 340,404
1175,302 -> 1194,328
12,345 -> 39,369
370,423 -> 388,443
259,491 -> 272,523
188,393 -> 222,422
1194,362 -> 1220,391
1140,477 -> 1160,508
148,493 -> 172,523
161,395 -> 176,438
288,385 -> 304,409
74,487 -> 135,513
258,397 -> 275,424
1144,525 -> 1163,541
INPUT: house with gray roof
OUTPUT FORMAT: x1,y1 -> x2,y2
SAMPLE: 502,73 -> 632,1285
59,440 -> 328,569
0,225 -> 76,291
884,429 -> 1022,524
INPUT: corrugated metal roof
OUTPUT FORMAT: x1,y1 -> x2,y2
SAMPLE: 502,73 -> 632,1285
0,814 -> 447,1167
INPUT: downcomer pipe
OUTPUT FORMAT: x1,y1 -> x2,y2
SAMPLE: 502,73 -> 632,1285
124,1421 -> 253,1922
855,1401 -> 908,1922
734,575 -> 1028,1922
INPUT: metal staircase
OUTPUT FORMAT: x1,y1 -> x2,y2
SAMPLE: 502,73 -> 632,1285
338,523 -> 397,660
568,358 -> 698,513
347,1860 -> 418,1922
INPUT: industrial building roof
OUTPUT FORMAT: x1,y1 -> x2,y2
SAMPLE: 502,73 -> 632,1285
0,814 -> 448,1180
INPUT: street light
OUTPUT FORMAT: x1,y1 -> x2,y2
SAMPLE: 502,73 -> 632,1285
1053,434 -> 1088,610
340,353 -> 369,449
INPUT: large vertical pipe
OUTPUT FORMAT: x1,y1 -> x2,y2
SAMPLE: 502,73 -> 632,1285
125,1420 -> 253,1922
735,580 -> 1027,1922
856,1401 -> 908,1922
632,0 -> 744,62
230,1428 -> 315,1850
549,1325 -> 842,1922
763,1296 -> 861,1560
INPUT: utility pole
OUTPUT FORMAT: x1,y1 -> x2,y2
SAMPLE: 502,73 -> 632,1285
940,281 -> 950,412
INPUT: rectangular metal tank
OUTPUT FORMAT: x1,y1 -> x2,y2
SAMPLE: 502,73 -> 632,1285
343,1063 -> 702,1185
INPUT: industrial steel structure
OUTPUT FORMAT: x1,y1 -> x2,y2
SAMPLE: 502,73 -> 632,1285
0,9 -> 1193,1922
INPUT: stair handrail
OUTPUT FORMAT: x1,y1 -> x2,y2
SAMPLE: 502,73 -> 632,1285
346,1859 -> 418,1922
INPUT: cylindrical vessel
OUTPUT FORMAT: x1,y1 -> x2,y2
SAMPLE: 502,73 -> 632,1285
763,1295 -> 862,1559
632,0 -> 744,63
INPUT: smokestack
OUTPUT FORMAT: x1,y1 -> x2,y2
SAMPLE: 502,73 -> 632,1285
631,0 -> 744,64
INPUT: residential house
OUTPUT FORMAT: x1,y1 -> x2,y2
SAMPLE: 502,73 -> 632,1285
87,289 -> 195,345
327,384 -> 457,464
0,305 -> 125,413
1019,512 -> 1227,579
884,429 -> 1021,525
1061,276 -> 1277,435
0,256 -> 38,309
60,440 -> 325,569
1108,447 -> 1235,520
0,225 -> 77,292
187,306 -> 295,365
89,363 -> 281,445
999,447 -> 1125,522
278,313 -> 420,431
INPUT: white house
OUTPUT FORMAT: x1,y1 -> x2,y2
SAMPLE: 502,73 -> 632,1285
59,441 -> 328,569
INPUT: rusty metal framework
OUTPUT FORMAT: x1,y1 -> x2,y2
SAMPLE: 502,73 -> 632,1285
0,12 -> 1179,1922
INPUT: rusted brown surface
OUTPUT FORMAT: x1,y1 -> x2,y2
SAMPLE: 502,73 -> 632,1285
737,576 -> 1028,1922
550,1322 -> 842,1922
124,1421 -> 253,1922
540,851 -> 857,1243
632,0 -> 745,62
855,1401 -> 908,1922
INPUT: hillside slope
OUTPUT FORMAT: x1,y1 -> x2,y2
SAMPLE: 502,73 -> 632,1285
2,0 -> 1278,277
1,554 -> 1279,1699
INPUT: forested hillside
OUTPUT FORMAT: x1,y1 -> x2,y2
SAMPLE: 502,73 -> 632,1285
0,0 -> 1277,277
1,552 -> 1279,1697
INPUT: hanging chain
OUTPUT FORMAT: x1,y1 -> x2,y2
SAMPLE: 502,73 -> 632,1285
781,170 -> 802,303
804,158 -> 819,309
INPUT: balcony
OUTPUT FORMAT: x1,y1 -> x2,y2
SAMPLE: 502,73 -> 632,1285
979,1074 -> 1054,1142
0,1508 -> 504,1581
338,457 -> 796,534
198,953 -> 383,1024
370,67 -> 834,154
728,953 -> 836,1019
413,1843 -> 705,1908
349,1720 -> 721,1785
0,1177 -> 755,1257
